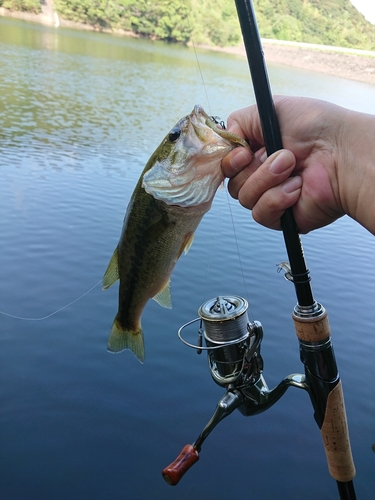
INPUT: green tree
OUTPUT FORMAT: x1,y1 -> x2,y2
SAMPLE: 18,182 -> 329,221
2,0 -> 41,12
4,0 -> 375,50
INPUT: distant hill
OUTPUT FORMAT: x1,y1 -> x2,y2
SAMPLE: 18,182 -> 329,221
1,0 -> 375,50
253,0 -> 375,50
190,0 -> 375,50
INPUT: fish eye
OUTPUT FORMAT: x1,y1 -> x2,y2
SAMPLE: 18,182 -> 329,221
168,127 -> 181,143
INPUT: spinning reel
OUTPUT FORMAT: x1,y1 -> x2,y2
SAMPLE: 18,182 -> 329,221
162,295 -> 307,485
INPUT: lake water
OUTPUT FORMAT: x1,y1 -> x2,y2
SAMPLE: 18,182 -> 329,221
1,16 -> 375,500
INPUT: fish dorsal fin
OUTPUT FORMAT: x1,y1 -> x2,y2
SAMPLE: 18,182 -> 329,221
102,246 -> 119,290
152,280 -> 172,309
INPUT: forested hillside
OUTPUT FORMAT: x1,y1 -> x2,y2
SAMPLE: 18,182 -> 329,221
2,0 -> 375,50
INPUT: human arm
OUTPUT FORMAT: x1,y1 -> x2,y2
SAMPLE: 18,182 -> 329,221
221,96 -> 375,235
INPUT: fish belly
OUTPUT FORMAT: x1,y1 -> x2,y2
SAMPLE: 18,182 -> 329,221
108,188 -> 208,361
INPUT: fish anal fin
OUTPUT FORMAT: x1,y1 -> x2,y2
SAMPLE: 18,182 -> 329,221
152,280 -> 172,309
179,232 -> 195,258
102,246 -> 119,290
107,318 -> 145,363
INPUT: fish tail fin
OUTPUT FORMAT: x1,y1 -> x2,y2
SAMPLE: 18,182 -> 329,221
107,318 -> 145,363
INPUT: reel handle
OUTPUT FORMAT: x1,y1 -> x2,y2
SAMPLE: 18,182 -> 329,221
162,444 -> 199,485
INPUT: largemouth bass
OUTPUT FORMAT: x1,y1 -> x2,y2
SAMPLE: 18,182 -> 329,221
103,105 -> 251,362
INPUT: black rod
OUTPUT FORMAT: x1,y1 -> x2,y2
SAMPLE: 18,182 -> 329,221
233,2 -> 356,499
234,0 -> 313,307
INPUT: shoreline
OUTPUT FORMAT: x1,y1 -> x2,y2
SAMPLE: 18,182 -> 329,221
213,41 -> 375,86
1,7 -> 375,86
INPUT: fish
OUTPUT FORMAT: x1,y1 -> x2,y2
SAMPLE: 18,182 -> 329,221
102,105 -> 252,362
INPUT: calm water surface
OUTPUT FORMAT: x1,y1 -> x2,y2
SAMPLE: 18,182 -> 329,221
1,17 -> 375,500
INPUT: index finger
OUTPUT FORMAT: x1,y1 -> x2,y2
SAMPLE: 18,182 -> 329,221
222,147 -> 255,178
226,104 -> 264,148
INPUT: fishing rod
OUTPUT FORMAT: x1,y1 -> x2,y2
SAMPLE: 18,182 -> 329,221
233,1 -> 356,498
161,2 -> 356,499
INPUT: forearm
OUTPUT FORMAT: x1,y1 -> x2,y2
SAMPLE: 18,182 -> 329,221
338,110 -> 375,234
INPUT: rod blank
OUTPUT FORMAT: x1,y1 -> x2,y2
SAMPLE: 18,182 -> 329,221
234,0 -> 313,307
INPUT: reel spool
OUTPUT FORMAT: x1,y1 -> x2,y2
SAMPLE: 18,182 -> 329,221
198,296 -> 252,385
178,295 -> 261,387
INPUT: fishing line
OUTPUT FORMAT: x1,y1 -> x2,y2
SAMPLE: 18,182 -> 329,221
187,16 -> 252,313
0,279 -> 102,321
203,190 -> 222,291
187,8 -> 212,114
225,187 -> 254,319
191,40 -> 212,115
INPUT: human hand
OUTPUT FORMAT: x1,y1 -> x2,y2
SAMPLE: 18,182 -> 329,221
222,96 -> 351,234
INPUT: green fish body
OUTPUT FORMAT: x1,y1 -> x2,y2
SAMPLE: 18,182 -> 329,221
103,105 -> 251,362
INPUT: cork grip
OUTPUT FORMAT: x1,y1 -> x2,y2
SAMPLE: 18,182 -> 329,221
320,380 -> 356,481
292,310 -> 356,482
292,308 -> 330,342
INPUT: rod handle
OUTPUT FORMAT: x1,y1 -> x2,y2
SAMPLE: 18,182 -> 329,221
292,311 -> 356,482
292,308 -> 330,343
320,380 -> 356,482
162,444 -> 199,486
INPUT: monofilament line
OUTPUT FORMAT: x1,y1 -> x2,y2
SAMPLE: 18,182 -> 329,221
191,40 -> 212,115
187,6 -> 212,115
226,187 -> 251,309
0,279 -> 102,321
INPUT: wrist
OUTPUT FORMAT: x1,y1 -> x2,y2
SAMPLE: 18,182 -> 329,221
338,110 -> 375,234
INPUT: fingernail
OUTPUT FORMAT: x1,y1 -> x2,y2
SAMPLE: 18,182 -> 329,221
230,148 -> 252,170
269,151 -> 294,174
283,176 -> 302,194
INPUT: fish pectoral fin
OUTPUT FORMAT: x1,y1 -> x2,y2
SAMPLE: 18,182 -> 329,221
107,318 -> 145,363
152,280 -> 172,309
102,246 -> 120,290
179,232 -> 195,258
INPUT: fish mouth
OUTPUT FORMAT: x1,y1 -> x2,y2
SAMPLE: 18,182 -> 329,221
189,105 -> 251,151
188,105 -> 227,151
190,104 -> 211,122
142,105 -> 251,209
189,105 -> 218,137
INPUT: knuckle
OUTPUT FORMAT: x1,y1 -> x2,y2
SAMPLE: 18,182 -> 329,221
238,188 -> 254,209
227,181 -> 239,200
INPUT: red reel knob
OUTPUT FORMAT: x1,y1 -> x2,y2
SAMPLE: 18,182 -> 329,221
162,444 -> 199,485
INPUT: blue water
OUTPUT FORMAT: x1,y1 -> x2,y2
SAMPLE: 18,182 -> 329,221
1,16 -> 375,499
